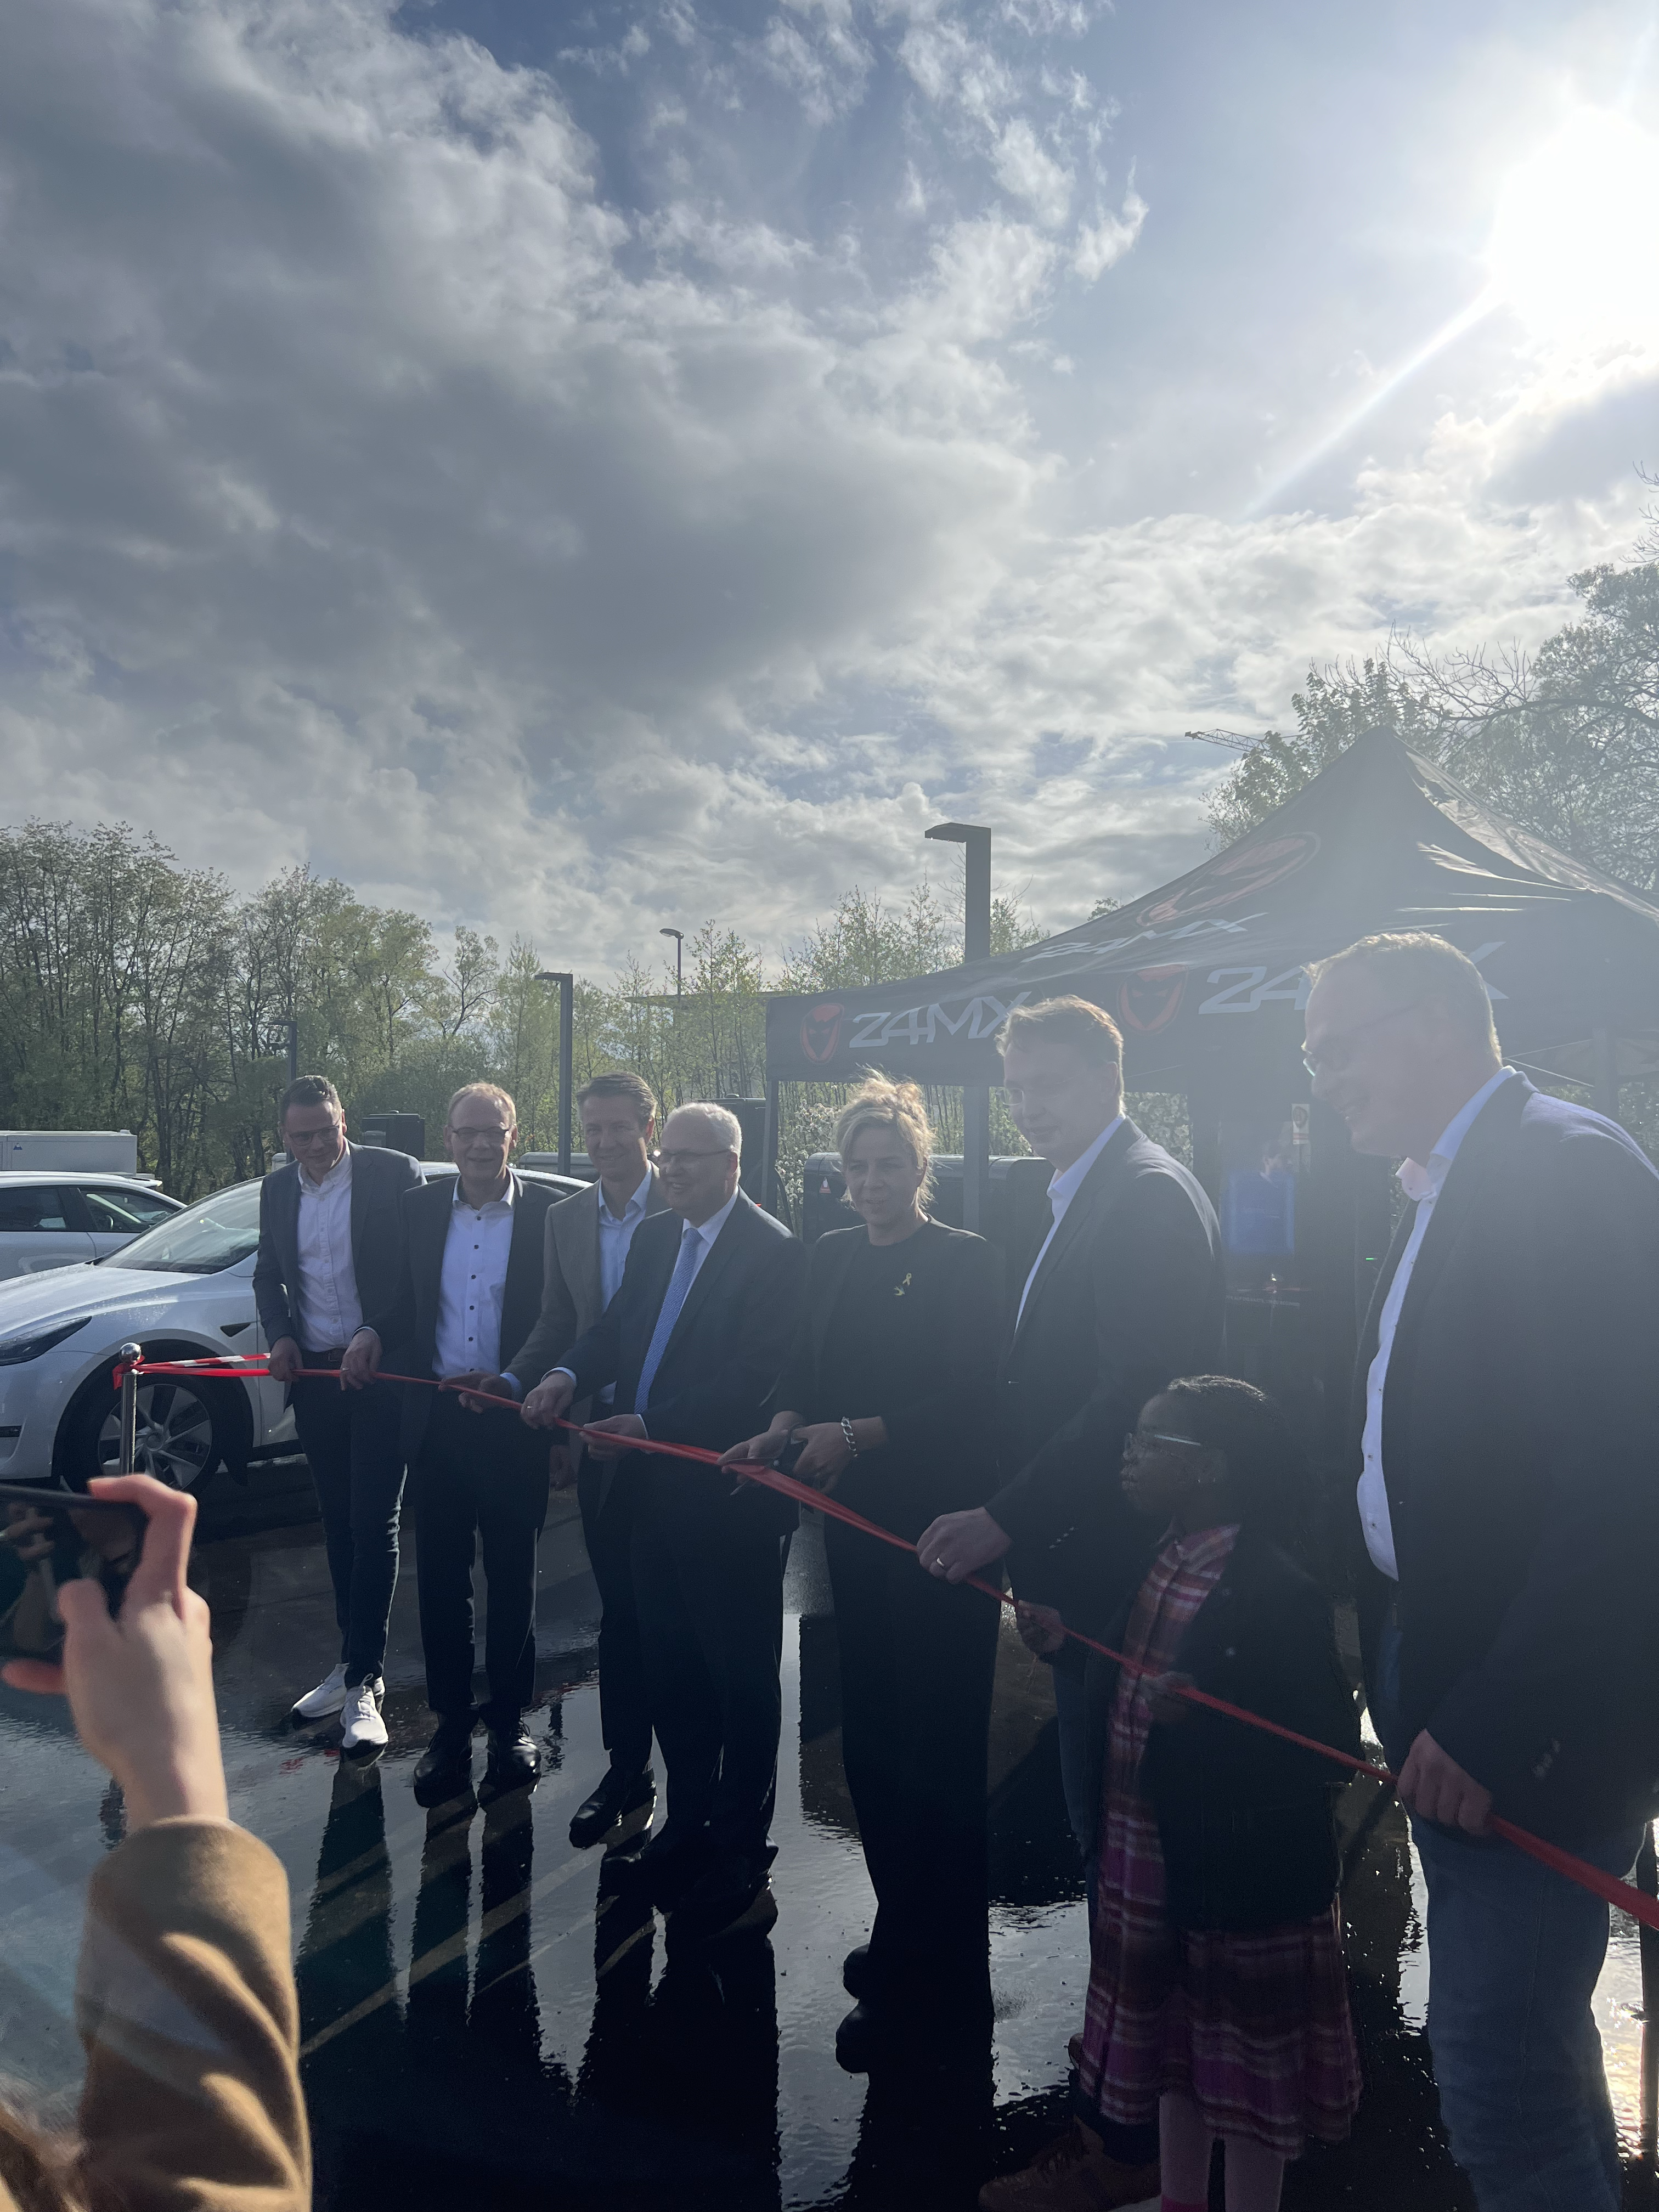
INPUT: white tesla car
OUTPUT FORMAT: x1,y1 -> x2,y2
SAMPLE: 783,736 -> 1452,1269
0,1164 -> 585,1492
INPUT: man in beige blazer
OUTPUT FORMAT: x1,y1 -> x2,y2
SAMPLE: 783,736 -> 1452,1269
491,1071 -> 670,1847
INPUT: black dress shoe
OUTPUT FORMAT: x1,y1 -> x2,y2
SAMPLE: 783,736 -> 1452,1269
671,1850 -> 775,1942
569,1764 -> 656,1849
413,1714 -> 476,1805
620,1824 -> 710,1911
843,1943 -> 873,1999
481,1724 -> 540,1799
834,1999 -> 889,2073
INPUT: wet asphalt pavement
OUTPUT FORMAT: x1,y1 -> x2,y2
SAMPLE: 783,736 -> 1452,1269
0,1464 -> 1656,2211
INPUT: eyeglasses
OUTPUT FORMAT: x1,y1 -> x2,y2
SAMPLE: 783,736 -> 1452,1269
653,1148 -> 733,1170
286,1123 -> 343,1146
1301,1001 -> 1417,1080
449,1125 -> 512,1145
1122,1429 -> 1207,1460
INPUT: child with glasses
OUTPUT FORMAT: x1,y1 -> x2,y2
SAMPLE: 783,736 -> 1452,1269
995,1376 -> 1361,2212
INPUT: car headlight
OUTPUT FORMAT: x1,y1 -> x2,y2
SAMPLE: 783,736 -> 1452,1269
0,1317 -> 91,1365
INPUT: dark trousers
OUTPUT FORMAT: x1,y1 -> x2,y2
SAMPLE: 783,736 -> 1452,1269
290,1370 -> 405,1685
826,1516 -> 998,2008
577,1454 -> 653,1777
630,1463 -> 789,1861
414,1395 -> 550,1729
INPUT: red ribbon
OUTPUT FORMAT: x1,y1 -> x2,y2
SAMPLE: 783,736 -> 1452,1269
118,1353 -> 1659,1932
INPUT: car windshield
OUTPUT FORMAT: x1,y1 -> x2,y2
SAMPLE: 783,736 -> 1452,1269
110,1180 -> 262,1275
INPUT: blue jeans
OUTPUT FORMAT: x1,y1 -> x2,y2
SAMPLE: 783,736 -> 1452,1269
1373,1616 -> 1637,2211
1051,1663 -> 1098,1916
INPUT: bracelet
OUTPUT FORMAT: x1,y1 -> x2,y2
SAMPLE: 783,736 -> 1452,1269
840,1415 -> 860,1459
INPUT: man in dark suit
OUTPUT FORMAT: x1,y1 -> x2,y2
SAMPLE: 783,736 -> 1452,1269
345,1084 -> 558,1803
253,1074 -> 421,1752
919,995 -> 1224,1836
526,1103 -> 805,1942
1305,931 -> 1659,2212
498,1071 -> 669,1848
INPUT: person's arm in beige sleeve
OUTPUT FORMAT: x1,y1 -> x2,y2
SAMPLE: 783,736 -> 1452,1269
75,1820 -> 309,2212
2,1474 -> 309,2212
507,1205 -> 580,1398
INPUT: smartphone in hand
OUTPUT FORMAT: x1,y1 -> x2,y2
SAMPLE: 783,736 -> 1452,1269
0,1488 -> 148,1663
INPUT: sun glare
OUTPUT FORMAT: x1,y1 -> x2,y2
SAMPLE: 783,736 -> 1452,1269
1488,109 -> 1659,356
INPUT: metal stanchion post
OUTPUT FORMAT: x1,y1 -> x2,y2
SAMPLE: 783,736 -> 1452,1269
117,1342 -> 142,1477
1638,1820 -> 1659,2165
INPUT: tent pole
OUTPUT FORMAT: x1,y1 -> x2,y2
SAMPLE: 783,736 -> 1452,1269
1591,1029 -> 1620,1123
763,1077 -> 781,1217
963,1085 -> 989,1233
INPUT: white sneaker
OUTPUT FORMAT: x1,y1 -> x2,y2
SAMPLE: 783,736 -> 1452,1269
341,1680 -> 388,1753
292,1663 -> 348,1722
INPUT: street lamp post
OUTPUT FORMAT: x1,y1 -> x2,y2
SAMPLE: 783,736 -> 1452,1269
535,971 -> 575,1176
926,821 -> 993,1233
659,927 -> 684,994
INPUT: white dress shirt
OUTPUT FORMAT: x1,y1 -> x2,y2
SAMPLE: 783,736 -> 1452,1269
1015,1114 -> 1125,1330
434,1178 -> 516,1379
598,1167 -> 655,1306
1358,1067 -> 1517,1578
294,1150 -> 363,1352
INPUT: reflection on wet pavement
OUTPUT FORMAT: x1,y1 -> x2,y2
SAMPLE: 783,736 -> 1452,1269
0,1462 -> 1656,2209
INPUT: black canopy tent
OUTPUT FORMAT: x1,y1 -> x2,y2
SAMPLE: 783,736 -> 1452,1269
764,730 -> 1659,1463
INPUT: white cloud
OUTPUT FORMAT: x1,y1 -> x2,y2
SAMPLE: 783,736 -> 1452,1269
0,0 -> 1649,974
1073,179 -> 1146,279
992,117 -> 1073,225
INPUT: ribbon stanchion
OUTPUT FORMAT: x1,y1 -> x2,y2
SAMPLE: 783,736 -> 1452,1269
114,1351 -> 1659,1934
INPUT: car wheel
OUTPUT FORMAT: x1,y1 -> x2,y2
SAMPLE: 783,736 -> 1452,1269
61,1377 -> 222,1493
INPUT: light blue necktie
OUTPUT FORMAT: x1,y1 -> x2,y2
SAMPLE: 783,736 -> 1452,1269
633,1221 -> 703,1414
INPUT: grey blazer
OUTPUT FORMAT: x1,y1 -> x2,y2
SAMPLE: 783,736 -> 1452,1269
507,1170 -> 672,1464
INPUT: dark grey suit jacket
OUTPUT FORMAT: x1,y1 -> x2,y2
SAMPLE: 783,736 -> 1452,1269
986,1118 -> 1224,1635
558,1192 -> 805,1508
506,1169 -> 672,1486
252,1142 -> 422,1349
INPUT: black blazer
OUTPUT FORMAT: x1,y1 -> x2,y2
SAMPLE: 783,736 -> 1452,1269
252,1142 -> 422,1349
365,1171 -> 558,1459
987,1119 -> 1224,1634
1077,1531 -> 1359,1931
560,1192 -> 806,1463
1352,1074 -> 1659,1845
773,1220 -> 1002,1540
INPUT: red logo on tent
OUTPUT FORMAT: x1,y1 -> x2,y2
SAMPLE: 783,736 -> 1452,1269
1135,833 -> 1319,928
802,1003 -> 844,1064
1118,967 -> 1188,1032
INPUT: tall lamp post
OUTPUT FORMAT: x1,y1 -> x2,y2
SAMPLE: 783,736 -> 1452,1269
926,821 -> 993,1233
659,927 -> 684,994
536,970 -> 574,1176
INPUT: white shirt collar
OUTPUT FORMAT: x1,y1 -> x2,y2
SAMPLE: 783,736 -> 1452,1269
301,1147 -> 352,1194
1398,1067 -> 1516,1204
684,1187 -> 741,1248
451,1171 -> 514,1216
600,1166 -> 653,1226
1047,1114 -> 1125,1207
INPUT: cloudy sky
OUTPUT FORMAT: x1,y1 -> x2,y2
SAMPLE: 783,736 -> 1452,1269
2,0 -> 1657,972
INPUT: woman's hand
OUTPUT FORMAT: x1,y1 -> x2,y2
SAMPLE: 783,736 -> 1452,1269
719,1421 -> 798,1470
1143,1669 -> 1195,1726
2,1475 -> 229,1831
785,1422 -> 855,1491
1015,1601 -> 1067,1656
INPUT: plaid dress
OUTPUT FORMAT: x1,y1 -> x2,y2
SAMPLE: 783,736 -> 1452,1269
1076,1525 -> 1361,2159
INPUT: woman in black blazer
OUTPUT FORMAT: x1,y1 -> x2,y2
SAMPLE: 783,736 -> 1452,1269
725,1077 -> 1003,2072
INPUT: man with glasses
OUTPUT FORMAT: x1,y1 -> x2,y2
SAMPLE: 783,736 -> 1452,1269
470,1071 -> 670,1848
254,1074 -> 421,1752
1306,931 -> 1659,2212
523,1104 -> 806,1944
345,1084 -> 561,1800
